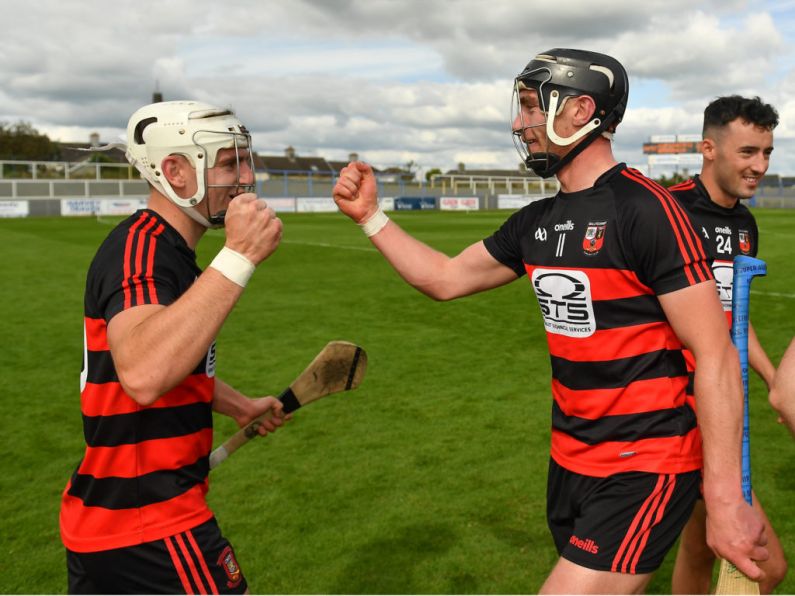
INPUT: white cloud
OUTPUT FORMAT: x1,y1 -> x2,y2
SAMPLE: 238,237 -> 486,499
1,0 -> 793,175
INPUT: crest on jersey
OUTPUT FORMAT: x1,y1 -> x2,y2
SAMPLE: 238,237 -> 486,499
217,546 -> 243,588
738,229 -> 751,254
582,221 -> 607,255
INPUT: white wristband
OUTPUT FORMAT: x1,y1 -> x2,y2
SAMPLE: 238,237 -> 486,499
210,247 -> 255,288
359,207 -> 389,237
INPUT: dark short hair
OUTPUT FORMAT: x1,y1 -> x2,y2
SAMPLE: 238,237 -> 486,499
703,95 -> 779,136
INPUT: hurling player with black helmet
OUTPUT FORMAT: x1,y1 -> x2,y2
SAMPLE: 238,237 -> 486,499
60,101 -> 288,593
669,95 -> 786,594
333,48 -> 767,593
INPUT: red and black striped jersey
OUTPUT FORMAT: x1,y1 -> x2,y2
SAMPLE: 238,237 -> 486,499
669,175 -> 759,389
60,209 -> 216,553
484,164 -> 711,477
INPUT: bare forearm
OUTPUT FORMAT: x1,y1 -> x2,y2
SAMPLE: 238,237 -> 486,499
770,338 -> 795,437
369,221 -> 459,299
111,269 -> 244,401
748,323 -> 775,388
213,378 -> 255,426
369,223 -> 516,301
695,343 -> 744,504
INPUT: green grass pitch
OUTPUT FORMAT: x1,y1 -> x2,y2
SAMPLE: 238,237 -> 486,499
0,209 -> 793,593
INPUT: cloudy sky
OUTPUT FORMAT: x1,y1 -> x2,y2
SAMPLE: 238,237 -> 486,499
1,0 -> 794,177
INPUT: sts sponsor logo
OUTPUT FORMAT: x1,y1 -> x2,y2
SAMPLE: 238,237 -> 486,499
531,269 -> 596,337
712,260 -> 733,311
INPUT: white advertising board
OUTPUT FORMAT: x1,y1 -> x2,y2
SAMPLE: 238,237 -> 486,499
265,198 -> 297,212
61,199 -> 100,216
97,198 -> 148,215
296,197 -> 338,213
497,194 -> 547,209
439,197 -> 479,211
0,201 -> 29,218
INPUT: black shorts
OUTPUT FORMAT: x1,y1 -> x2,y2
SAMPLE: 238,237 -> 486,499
547,458 -> 700,574
67,517 -> 247,594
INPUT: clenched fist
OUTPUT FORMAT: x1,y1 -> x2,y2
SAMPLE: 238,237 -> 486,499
223,193 -> 282,265
333,161 -> 380,224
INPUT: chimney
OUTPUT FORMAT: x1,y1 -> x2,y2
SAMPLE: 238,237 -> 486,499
89,132 -> 100,147
457,162 -> 465,172
153,80 -> 163,103
285,146 -> 296,161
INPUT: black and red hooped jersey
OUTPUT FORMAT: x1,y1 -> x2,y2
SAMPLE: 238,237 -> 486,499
484,164 -> 712,477
670,175 -> 759,317
669,175 -> 760,386
60,209 -> 216,553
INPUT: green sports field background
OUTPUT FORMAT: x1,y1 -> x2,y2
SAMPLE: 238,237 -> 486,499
1,209 -> 793,593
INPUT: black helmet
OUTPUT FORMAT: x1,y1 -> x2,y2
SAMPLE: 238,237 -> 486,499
511,48 -> 629,178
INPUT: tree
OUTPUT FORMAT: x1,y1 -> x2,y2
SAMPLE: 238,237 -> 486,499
655,171 -> 688,187
425,167 -> 442,182
0,121 -> 61,161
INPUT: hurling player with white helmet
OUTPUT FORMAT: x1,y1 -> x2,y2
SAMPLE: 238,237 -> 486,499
60,100 -> 287,593
333,48 -> 767,593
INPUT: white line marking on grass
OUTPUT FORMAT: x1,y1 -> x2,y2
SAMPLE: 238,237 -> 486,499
282,240 -> 378,252
752,290 -> 795,299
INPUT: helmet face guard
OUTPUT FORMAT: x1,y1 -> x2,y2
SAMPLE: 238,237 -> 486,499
511,49 -> 628,178
126,101 -> 255,227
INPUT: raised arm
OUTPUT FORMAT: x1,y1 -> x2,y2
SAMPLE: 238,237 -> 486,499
333,161 -> 517,300
107,195 -> 282,405
659,281 -> 768,580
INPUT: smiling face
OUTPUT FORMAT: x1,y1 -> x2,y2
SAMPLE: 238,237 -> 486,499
702,118 -> 774,207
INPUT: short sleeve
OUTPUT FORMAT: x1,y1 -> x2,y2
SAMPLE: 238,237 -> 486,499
619,189 -> 713,295
483,203 -> 543,277
88,227 -> 184,323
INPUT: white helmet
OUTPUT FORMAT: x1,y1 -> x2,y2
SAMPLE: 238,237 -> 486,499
125,100 -> 255,227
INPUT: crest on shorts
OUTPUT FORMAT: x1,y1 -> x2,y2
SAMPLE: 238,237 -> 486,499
582,221 -> 607,255
217,546 -> 243,589
738,229 -> 751,254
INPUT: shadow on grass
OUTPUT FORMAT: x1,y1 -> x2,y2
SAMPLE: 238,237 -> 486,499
331,522 -> 457,593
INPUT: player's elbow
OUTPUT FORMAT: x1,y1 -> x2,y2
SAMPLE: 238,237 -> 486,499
115,365 -> 167,406
768,384 -> 786,415
415,283 -> 458,302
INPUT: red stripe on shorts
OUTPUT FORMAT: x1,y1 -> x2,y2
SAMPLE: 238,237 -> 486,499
165,535 -> 195,594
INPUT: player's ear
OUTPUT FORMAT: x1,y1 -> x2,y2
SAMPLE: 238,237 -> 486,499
161,155 -> 191,189
570,95 -> 597,126
701,138 -> 716,162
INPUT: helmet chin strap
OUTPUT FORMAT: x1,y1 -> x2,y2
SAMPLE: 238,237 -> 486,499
524,92 -> 608,178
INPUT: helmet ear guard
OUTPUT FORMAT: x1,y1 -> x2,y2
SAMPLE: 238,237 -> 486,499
124,101 -> 255,227
511,48 -> 628,178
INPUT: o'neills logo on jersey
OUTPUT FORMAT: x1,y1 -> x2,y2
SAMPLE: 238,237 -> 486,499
569,534 -> 600,554
206,341 -> 217,377
712,260 -> 733,311
554,220 -> 574,232
582,221 -> 607,255
739,229 -> 751,254
531,269 -> 596,338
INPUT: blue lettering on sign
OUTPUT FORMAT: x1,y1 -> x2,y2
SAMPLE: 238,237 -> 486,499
394,197 -> 437,210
